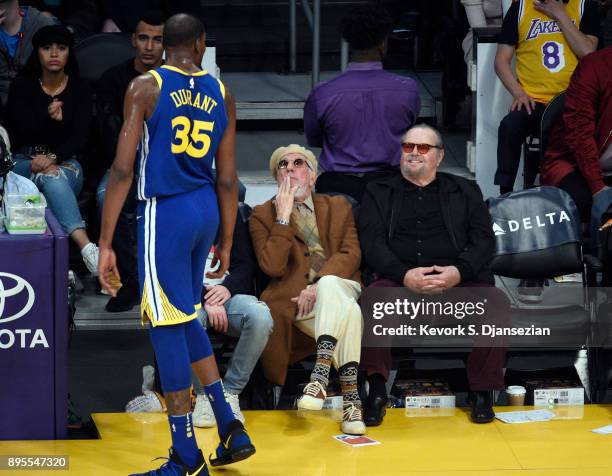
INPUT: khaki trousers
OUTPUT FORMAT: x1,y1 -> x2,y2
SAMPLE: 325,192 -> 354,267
294,275 -> 362,367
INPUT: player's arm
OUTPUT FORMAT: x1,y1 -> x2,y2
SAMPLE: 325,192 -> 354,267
209,86 -> 238,279
98,75 -> 155,291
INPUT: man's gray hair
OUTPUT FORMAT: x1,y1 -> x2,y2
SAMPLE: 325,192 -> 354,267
404,124 -> 444,149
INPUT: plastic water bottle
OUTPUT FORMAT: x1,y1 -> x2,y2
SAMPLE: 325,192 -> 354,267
574,347 -> 590,401
141,365 -> 155,393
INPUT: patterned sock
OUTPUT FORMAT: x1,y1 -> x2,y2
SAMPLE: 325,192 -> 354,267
204,379 -> 235,438
339,362 -> 361,409
310,335 -> 337,388
168,413 -> 199,468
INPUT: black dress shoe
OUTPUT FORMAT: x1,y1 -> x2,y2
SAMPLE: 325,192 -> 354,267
467,391 -> 495,423
364,393 -> 388,427
105,280 -> 140,313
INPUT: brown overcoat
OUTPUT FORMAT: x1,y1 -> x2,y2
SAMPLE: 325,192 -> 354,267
249,193 -> 362,385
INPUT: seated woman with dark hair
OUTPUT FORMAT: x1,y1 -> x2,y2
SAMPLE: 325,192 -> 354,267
6,24 -> 98,274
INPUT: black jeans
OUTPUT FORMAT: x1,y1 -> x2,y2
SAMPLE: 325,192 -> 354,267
495,103 -> 546,190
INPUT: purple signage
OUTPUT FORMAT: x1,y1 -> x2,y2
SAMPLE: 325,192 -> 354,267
0,211 -> 68,440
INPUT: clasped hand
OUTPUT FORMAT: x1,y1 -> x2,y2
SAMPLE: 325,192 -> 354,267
403,265 -> 461,294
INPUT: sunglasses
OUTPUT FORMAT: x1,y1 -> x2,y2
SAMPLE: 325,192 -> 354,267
401,142 -> 443,154
277,157 -> 312,170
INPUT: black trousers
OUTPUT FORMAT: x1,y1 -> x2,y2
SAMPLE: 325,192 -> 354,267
495,103 -> 546,190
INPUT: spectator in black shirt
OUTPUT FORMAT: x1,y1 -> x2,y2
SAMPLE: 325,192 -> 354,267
95,10 -> 164,311
358,124 -> 505,426
6,25 -> 99,275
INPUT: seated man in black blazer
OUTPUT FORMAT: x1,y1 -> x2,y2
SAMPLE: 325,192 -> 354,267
358,124 -> 506,425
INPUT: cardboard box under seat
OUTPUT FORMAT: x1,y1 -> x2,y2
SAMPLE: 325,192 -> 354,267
523,378 -> 585,406
392,379 -> 456,416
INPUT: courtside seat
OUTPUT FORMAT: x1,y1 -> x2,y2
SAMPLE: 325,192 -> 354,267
74,33 -> 135,84
488,186 -> 600,399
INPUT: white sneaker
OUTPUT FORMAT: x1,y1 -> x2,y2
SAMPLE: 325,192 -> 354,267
297,381 -> 326,410
125,391 -> 165,413
81,243 -> 99,276
193,394 -> 216,428
341,403 -> 366,435
225,391 -> 245,424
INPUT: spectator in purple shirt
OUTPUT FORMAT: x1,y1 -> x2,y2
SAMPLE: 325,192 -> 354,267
303,2 -> 421,202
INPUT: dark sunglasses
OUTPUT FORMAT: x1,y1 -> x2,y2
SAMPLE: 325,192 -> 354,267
277,157 -> 312,170
401,142 -> 443,154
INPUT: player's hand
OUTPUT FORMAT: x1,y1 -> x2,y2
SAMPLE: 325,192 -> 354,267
510,90 -> 536,115
534,0 -> 567,21
275,175 -> 299,222
205,303 -> 228,333
48,99 -> 64,121
403,267 -> 446,294
31,154 -> 54,173
98,247 -> 120,297
204,285 -> 231,306
207,244 -> 230,279
291,283 -> 317,318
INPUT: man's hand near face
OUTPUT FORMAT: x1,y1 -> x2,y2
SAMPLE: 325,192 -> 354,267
275,175 -> 298,222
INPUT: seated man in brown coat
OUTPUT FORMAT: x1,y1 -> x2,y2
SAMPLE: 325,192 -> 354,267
250,144 -> 365,435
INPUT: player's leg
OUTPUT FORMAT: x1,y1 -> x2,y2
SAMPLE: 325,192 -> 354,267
187,186 -> 255,466
187,321 -> 255,465
149,324 -> 207,469
130,198 -> 208,476
187,208 -> 235,437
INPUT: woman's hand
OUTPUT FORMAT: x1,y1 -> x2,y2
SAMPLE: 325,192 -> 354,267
48,98 -> 64,121
31,154 -> 54,173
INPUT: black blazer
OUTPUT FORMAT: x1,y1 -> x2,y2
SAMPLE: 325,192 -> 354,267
358,172 -> 495,285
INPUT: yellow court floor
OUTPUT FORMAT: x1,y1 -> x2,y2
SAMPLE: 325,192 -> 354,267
1,406 -> 612,475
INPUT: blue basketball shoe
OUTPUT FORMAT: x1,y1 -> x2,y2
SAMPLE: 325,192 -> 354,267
209,420 -> 256,467
130,448 -> 208,476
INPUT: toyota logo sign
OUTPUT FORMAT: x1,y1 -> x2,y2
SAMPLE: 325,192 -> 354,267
0,272 -> 35,324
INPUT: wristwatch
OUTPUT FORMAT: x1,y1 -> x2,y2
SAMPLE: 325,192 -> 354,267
275,218 -> 289,226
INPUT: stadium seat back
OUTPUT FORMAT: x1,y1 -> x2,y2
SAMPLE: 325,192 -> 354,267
75,33 -> 135,83
488,186 -> 582,279
540,92 -> 566,158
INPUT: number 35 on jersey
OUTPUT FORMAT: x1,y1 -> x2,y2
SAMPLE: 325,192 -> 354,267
171,116 -> 214,159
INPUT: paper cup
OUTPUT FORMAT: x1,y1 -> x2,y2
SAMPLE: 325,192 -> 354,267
506,385 -> 526,406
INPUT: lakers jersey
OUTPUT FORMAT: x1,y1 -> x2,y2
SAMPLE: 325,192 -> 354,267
516,0 -> 585,104
137,65 -> 228,200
